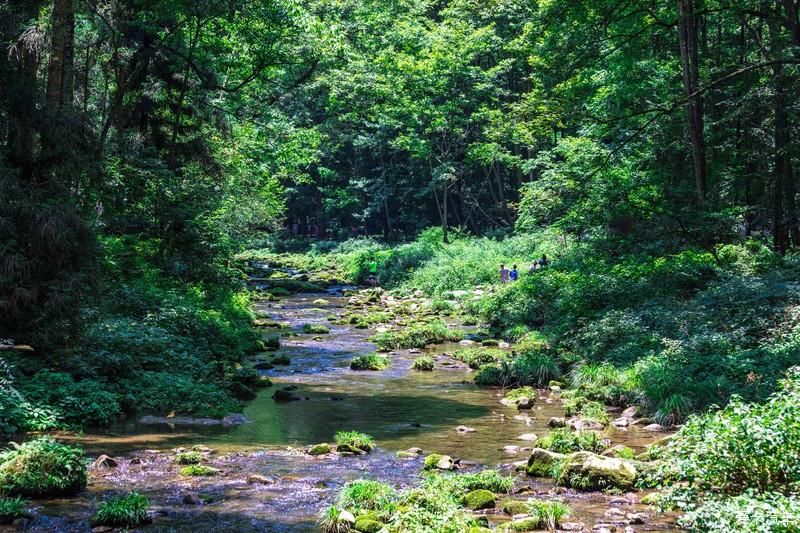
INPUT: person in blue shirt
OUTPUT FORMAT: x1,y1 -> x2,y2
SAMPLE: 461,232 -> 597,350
510,265 -> 519,281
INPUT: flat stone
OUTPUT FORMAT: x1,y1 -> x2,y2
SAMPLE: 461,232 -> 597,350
612,417 -> 630,427
516,433 -> 538,441
456,425 -> 477,433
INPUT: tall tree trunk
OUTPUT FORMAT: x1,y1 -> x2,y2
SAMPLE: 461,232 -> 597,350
3,0 -> 43,180
46,0 -> 75,110
677,0 -> 707,203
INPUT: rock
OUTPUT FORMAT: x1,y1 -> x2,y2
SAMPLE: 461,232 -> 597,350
516,433 -> 538,441
592,526 -> 615,533
423,453 -> 454,471
222,414 -> 247,426
182,491 -> 202,505
272,390 -> 301,402
602,445 -> 635,459
93,455 -> 118,469
503,445 -> 521,454
91,527 -> 115,533
550,385 -> 562,393
253,361 -> 274,370
256,376 -> 273,388
354,517 -> 384,533
313,299 -> 328,305
339,510 -> 356,525
458,339 -> 477,346
605,508 -> 626,519
464,489 -> 496,510
405,447 -> 423,454
247,474 -> 274,485
508,518 -> 542,531
502,500 -> 529,516
308,443 -> 331,456
192,445 -> 213,453
569,418 -> 606,431
396,451 -> 419,459
612,417 -> 630,428
559,452 -> 637,490
627,513 -> 646,525
272,355 -> 291,365
413,290 -> 425,298
337,444 -> 367,455
643,423 -> 667,432
561,523 -> 587,531
526,447 -> 566,477
456,425 -> 477,433
516,398 -> 535,410
622,406 -> 639,419
548,417 -> 566,428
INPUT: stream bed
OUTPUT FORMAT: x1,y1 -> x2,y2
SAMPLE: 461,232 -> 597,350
8,293 -> 682,532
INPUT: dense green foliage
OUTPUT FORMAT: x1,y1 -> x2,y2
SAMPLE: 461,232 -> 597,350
90,493 -> 150,528
0,497 -> 28,524
0,437 -> 87,497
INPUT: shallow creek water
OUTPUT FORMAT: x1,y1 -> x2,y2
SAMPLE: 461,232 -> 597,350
10,293 -> 683,532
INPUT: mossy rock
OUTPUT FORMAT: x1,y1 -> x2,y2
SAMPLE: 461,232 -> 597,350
272,355 -> 291,365
526,448 -> 565,478
503,517 -> 543,531
308,443 -> 331,456
354,517 -> 384,533
180,465 -> 219,477
602,445 -> 636,459
256,376 -> 273,388
558,452 -> 637,490
423,453 -> 454,471
396,451 -> 419,459
502,499 -> 530,516
464,489 -> 496,510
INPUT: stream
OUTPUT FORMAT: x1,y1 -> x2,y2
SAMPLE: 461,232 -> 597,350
9,292 -> 683,532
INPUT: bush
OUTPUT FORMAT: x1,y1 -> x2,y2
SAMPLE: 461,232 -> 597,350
677,492 -> 800,532
473,352 -> 560,388
370,321 -> 463,350
657,367 -> 800,521
536,428 -> 607,454
412,356 -> 435,371
0,497 -> 27,525
20,371 -> 121,428
90,492 -> 150,528
334,431 -> 375,452
350,354 -> 390,371
133,371 -> 240,419
452,348 -> 504,369
0,437 -> 87,497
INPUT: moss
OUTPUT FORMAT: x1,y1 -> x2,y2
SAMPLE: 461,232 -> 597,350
423,454 -> 454,471
303,324 -> 331,334
464,489 -> 495,510
526,448 -> 566,478
308,443 -> 331,456
354,517 -> 384,532
174,451 -> 203,465
502,500 -> 529,516
180,465 -> 219,476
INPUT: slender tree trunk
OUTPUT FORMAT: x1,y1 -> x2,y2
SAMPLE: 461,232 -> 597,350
168,19 -> 202,170
46,0 -> 75,109
677,0 -> 707,203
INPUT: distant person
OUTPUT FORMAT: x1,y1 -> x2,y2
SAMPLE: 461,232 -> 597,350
529,260 -> 538,273
499,263 -> 510,283
510,264 -> 519,281
539,254 -> 549,268
368,258 -> 379,287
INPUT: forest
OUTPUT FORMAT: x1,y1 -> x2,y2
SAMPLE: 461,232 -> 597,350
0,0 -> 799,531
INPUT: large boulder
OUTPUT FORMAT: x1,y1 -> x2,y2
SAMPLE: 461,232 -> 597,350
526,448 -> 566,477
559,452 -> 637,490
464,489 -> 496,510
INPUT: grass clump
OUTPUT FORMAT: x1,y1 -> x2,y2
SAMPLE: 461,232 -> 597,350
412,356 -> 435,371
350,353 -> 390,370
90,492 -> 151,528
336,479 -> 397,515
370,321 -> 463,350
180,465 -> 219,476
302,324 -> 331,335
452,347 -> 504,369
529,500 -> 570,530
317,505 -> 354,533
334,431 -> 375,453
0,437 -> 87,497
563,396 -> 609,424
174,451 -> 203,465
536,428 -> 607,454
505,387 -> 537,402
0,497 -> 28,525
451,470 -> 514,494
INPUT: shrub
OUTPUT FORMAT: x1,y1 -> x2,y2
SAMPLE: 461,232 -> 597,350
350,354 -> 390,371
473,352 -> 560,388
90,492 -> 150,528
133,371 -> 240,419
412,356 -> 435,371
370,321 -> 463,350
334,431 -> 375,452
536,428 -> 607,454
529,500 -> 570,530
0,437 -> 87,497
677,493 -> 800,532
0,497 -> 27,525
20,371 -> 121,428
563,397 -> 609,424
